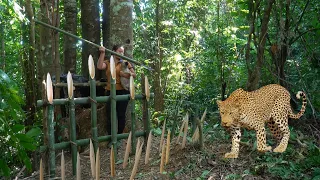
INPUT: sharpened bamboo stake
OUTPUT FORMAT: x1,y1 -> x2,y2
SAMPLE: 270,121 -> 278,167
110,56 -> 116,80
61,150 -> 65,180
130,143 -> 143,180
46,73 -> 53,104
165,130 -> 171,165
160,120 -> 166,152
135,138 -> 141,160
89,139 -> 96,178
39,159 -> 43,180
110,145 -> 116,177
192,126 -> 200,142
145,76 -> 150,101
176,118 -> 186,144
76,152 -> 81,180
160,140 -> 166,173
130,75 -> 135,99
88,54 -> 95,79
182,114 -> 189,149
145,131 -> 152,165
123,131 -> 132,169
96,148 -> 100,180
67,71 -> 73,99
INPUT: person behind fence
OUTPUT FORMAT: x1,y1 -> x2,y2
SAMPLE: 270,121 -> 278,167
97,45 -> 136,136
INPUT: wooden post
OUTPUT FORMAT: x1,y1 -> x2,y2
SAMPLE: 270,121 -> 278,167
142,74 -> 150,147
89,57 -> 98,153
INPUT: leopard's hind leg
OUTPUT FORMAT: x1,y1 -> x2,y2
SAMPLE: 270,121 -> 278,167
271,102 -> 290,153
267,119 -> 283,145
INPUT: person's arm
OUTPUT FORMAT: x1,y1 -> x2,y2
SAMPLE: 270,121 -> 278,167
97,46 -> 107,70
120,63 -> 136,79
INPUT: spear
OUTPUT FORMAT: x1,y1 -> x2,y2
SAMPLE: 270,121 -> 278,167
34,19 -> 153,70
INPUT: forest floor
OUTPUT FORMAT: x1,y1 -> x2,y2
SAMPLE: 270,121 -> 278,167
21,123 -> 319,180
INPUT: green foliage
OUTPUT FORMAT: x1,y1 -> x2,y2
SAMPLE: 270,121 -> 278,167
0,70 -> 41,177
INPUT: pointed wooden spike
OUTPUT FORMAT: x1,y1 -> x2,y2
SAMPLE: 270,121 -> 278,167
176,119 -> 186,144
88,54 -> 95,79
96,148 -> 100,180
160,120 -> 166,152
165,130 -> 171,165
123,131 -> 132,169
130,75 -> 135,99
135,138 -> 141,160
39,158 -> 43,180
145,131 -> 152,165
145,76 -> 150,101
192,127 -> 199,142
110,55 -> 116,79
130,143 -> 144,180
89,139 -> 96,178
76,152 -> 81,180
200,108 -> 207,124
182,114 -> 189,149
110,145 -> 116,177
67,71 -> 73,99
160,140 -> 166,173
46,73 -> 53,104
61,150 -> 65,180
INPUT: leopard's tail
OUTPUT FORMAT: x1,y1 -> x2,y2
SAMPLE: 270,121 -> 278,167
289,91 -> 307,119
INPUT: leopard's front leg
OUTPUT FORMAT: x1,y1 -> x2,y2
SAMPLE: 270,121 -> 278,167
256,126 -> 272,152
225,126 -> 241,158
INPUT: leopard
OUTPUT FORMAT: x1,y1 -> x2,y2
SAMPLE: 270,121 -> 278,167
217,84 -> 307,158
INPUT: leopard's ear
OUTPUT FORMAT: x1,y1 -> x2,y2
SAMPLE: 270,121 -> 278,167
217,100 -> 222,107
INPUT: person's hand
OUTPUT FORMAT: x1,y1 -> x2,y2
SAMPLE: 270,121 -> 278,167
99,46 -> 105,53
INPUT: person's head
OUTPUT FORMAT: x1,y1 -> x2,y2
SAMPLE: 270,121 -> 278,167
112,45 -> 124,57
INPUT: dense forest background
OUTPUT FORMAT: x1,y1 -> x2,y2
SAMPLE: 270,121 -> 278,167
0,0 -> 319,179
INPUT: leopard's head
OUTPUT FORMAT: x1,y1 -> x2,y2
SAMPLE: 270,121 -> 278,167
217,100 -> 240,127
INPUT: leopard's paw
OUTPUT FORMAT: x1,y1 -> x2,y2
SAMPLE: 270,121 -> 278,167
224,152 -> 238,158
273,146 -> 286,153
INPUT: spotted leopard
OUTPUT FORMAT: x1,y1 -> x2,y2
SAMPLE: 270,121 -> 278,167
217,84 -> 307,158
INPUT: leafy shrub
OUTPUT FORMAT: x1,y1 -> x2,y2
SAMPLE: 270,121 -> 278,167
0,70 -> 41,177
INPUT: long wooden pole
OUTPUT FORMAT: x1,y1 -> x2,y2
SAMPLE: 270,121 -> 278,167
33,19 -> 153,71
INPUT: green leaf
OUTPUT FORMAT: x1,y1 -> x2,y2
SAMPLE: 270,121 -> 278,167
26,127 -> 41,138
200,170 -> 210,178
16,133 -> 33,143
20,141 -> 36,151
0,159 -> 10,177
12,124 -> 25,133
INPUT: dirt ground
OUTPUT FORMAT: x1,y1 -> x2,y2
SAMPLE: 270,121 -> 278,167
22,133 -> 282,180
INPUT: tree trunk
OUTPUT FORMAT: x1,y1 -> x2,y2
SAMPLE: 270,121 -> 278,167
246,0 -> 275,91
63,0 -> 77,74
109,0 -> 133,57
153,0 -> 164,112
0,20 -> 4,70
80,0 -> 100,79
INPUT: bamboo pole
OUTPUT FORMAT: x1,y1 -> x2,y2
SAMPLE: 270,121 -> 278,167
110,76 -> 118,160
130,76 -> 137,154
33,19 -> 153,70
39,131 -> 146,152
37,93 -> 154,107
48,103 -> 55,177
69,95 -> 77,175
89,64 -> 98,153
142,74 -> 151,148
